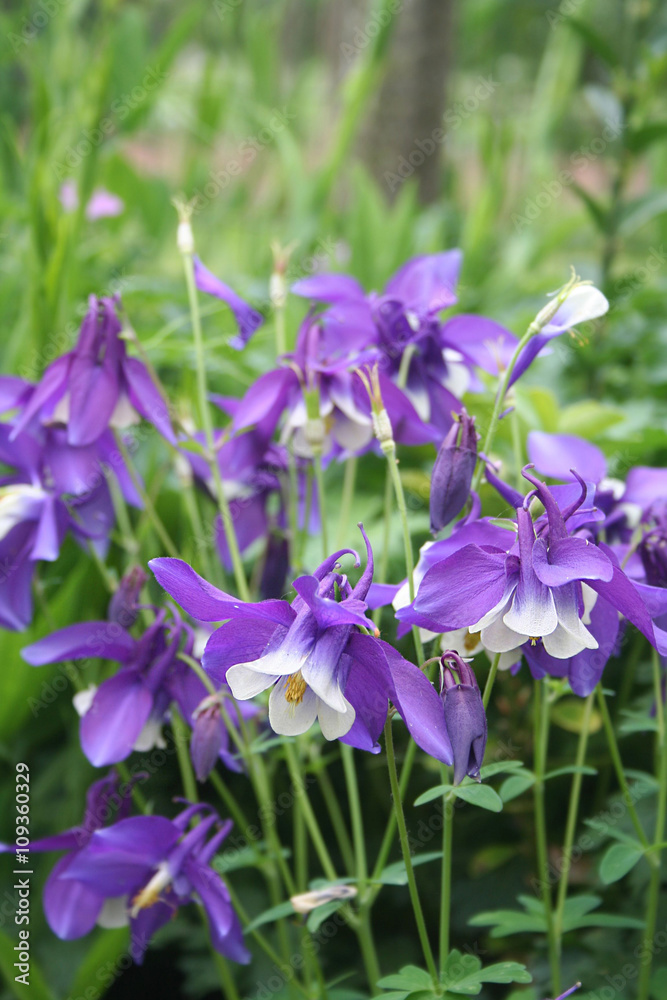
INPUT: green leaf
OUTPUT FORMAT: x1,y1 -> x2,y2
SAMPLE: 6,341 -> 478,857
599,842 -> 644,884
69,928 -> 130,999
377,966 -> 433,992
452,784 -> 503,813
469,909 -> 547,938
244,900 -> 296,932
545,765 -> 598,780
377,852 -> 442,886
414,784 -> 451,807
557,401 -> 625,438
550,697 -> 602,734
478,760 -> 525,779
306,899 -> 348,933
566,18 -> 620,67
500,773 -> 536,802
440,950 -> 531,994
618,190 -> 667,236
626,122 -> 667,153
650,966 -> 667,1000
0,929 -> 55,1000
619,711 -> 660,735
560,893 -> 645,931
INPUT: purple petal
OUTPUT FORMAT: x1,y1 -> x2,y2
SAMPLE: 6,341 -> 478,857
130,901 -> 174,964
31,496 -> 62,562
43,854 -> 106,940
586,543 -> 656,645
399,545 -> 508,632
441,315 -> 518,374
0,525 -> 35,630
63,816 -> 180,893
0,376 -> 32,413
10,355 -> 71,440
124,357 -> 176,444
378,374 -> 440,446
291,273 -> 366,303
384,251 -> 462,314
532,536 -> 613,587
623,467 -> 667,509
150,557 -> 295,626
232,368 -> 298,434
508,333 -> 552,387
527,432 -> 607,484
80,673 -> 154,766
338,632 -> 391,752
193,256 -> 263,349
366,583 -> 401,610
203,618 -> 282,683
292,575 -> 371,630
385,644 -> 453,765
22,621 -> 136,666
68,352 -> 120,447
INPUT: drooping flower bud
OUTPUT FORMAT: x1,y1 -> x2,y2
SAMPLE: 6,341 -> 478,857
429,410 -> 478,534
107,566 -> 147,629
191,694 -> 224,783
440,651 -> 487,785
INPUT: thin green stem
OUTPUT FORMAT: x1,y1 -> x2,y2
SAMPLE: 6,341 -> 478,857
337,456 -> 358,548
638,654 -> 667,1000
553,691 -> 595,950
284,741 -> 338,882
384,443 -> 424,665
113,433 -> 179,558
533,681 -> 560,997
208,770 -> 254,836
172,707 -> 198,806
315,765 -> 356,874
313,453 -> 329,561
384,718 -> 439,988
180,245 -> 250,601
369,738 -> 418,891
439,774 -> 454,974
287,446 -> 300,570
596,684 -> 650,850
275,305 -> 287,357
482,653 -> 501,711
470,325 -> 538,495
372,465 -> 394,629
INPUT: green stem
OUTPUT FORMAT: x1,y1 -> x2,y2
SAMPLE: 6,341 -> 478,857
284,741 -> 338,882
172,707 -> 198,806
553,691 -> 594,950
113,433 -> 179,558
275,304 -> 287,356
533,681 -> 560,997
384,442 -> 424,664
369,738 -> 418,891
439,775 -> 454,974
383,718 -> 439,988
337,456 -> 358,548
208,770 -> 254,837
315,764 -> 356,874
180,246 -> 250,601
470,325 -> 539,495
313,453 -> 329,561
372,464 -> 394,629
596,684 -> 650,850
482,653 -> 501,711
638,653 -> 667,1000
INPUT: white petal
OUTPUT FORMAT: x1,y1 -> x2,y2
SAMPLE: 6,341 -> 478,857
469,592 -> 514,634
318,696 -> 355,740
236,646 -> 308,677
481,615 -> 528,653
581,583 -> 599,625
268,682 -> 318,736
331,415 -> 373,454
73,685 -> 97,717
133,716 -> 166,752
109,392 -> 141,429
503,584 -> 558,639
227,664 -> 278,699
542,589 -> 598,658
441,627 -> 482,658
97,897 -> 129,929
494,648 -> 524,671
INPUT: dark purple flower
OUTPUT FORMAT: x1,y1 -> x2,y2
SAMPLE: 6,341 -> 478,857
150,526 -> 454,763
194,256 -> 264,350
430,410 -> 478,534
398,469 -> 665,677
0,772 -> 136,940
440,652 -> 487,784
11,295 -> 175,446
58,801 -> 249,964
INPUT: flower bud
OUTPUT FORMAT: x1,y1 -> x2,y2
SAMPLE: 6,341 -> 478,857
107,567 -> 147,628
429,410 -> 478,534
191,694 -> 224,782
440,652 -> 487,785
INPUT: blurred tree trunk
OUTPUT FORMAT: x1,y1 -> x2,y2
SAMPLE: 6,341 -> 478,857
358,0 -> 454,203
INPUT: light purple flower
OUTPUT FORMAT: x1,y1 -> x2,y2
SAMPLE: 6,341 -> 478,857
194,256 -> 264,349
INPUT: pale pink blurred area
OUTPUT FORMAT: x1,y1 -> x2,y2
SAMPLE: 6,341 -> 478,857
59,181 -> 125,219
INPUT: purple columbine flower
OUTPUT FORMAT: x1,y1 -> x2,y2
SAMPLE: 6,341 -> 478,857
430,409 -> 478,534
193,256 -> 264,349
0,772 -> 138,940
398,469 -> 666,682
150,526 -> 454,763
293,253 -> 518,441
58,801 -> 249,964
11,295 -> 175,447
21,603 -> 225,769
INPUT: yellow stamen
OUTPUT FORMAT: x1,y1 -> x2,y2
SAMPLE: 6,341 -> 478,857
284,671 -> 307,705
464,632 -> 479,652
529,636 -> 540,646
